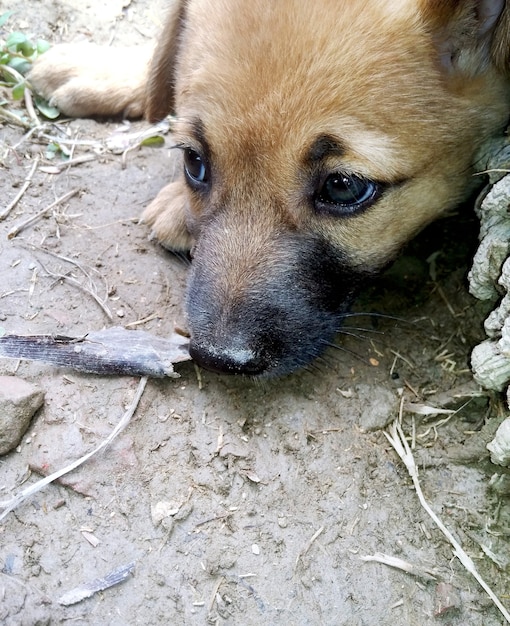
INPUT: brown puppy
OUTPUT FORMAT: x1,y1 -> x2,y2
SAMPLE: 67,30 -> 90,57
29,0 -> 510,377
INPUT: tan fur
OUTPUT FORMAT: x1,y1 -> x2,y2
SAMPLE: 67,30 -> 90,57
29,43 -> 153,118
146,0 -> 188,122
28,0 -> 510,375
141,180 -> 193,251
143,0 -> 509,267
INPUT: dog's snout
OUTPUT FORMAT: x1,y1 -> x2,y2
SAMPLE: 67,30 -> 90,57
185,225 -> 369,377
189,339 -> 269,375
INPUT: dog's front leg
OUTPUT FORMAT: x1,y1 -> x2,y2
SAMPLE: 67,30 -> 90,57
141,180 -> 193,252
28,43 -> 153,118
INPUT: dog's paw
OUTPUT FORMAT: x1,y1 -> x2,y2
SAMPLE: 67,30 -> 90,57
141,181 -> 194,251
28,43 -> 152,118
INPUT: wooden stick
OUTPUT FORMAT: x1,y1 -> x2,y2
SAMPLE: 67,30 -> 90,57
0,327 -> 190,377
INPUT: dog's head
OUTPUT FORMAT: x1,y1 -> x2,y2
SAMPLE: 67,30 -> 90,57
146,0 -> 510,377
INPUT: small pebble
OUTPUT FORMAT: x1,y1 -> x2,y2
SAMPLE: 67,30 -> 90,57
0,376 -> 45,455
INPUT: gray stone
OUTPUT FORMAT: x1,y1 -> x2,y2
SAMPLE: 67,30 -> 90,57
356,384 -> 397,431
0,376 -> 45,455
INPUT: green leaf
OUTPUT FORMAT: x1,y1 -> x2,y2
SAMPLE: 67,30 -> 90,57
8,56 -> 31,75
0,66 -> 15,84
140,135 -> 165,147
11,81 -> 25,100
36,39 -> 51,55
45,142 -> 61,159
0,11 -> 15,28
6,31 -> 27,50
34,95 -> 60,119
18,40 -> 35,57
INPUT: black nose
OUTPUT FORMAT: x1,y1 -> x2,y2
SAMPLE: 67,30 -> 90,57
189,339 -> 270,376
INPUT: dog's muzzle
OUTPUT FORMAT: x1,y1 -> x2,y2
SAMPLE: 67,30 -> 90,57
185,228 -> 370,377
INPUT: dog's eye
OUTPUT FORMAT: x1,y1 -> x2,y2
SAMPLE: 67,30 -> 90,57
315,173 -> 379,216
183,148 -> 209,187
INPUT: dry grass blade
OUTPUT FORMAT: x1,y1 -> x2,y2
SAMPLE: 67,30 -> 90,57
404,402 -> 455,417
0,377 -> 148,522
7,188 -> 80,239
384,420 -> 510,624
23,87 -> 41,127
17,242 -> 113,320
295,526 -> 324,568
0,156 -> 40,220
39,154 -> 98,173
360,552 -> 438,582
0,106 -> 32,128
36,259 -> 113,320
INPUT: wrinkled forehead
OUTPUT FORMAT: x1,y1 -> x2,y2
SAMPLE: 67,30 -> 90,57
174,0 -> 449,172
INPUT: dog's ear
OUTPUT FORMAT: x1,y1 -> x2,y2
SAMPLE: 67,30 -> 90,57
422,0 -> 509,76
146,0 -> 188,122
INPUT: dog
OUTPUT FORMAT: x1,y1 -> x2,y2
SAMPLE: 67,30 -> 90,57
29,0 -> 510,377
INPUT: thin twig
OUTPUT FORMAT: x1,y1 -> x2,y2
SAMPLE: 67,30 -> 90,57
11,124 -> 48,151
36,133 -> 103,149
0,377 -> 148,521
23,88 -> 40,127
16,242 -> 112,319
124,312 -> 161,328
7,188 -> 80,239
435,284 -> 457,318
39,154 -> 98,173
0,157 -> 40,221
295,526 -> 324,567
360,552 -> 438,582
0,106 -> 32,128
208,576 -> 225,614
36,259 -> 113,320
384,420 -> 510,624
18,241 -> 105,287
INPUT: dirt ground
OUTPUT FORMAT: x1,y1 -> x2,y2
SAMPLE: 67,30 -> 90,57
1,2 -> 510,625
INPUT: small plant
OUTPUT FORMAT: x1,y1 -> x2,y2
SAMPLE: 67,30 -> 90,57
0,10 -> 59,119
